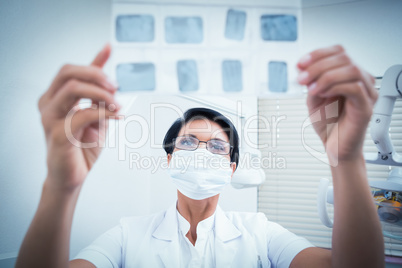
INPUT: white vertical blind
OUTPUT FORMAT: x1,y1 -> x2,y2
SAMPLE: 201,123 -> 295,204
257,94 -> 402,256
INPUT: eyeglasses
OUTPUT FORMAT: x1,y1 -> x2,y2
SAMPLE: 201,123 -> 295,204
173,135 -> 232,155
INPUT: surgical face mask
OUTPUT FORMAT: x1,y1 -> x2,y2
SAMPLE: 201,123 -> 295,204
168,148 -> 233,200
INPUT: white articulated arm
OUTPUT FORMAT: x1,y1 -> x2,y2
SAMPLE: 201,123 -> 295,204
366,65 -> 402,166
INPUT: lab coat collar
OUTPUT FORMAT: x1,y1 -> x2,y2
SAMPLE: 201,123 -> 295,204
152,204 -> 180,267
215,205 -> 242,242
214,205 -> 242,267
152,203 -> 242,242
152,204 -> 178,241
152,203 -> 242,268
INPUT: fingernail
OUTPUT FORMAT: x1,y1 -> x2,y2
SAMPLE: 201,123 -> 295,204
102,82 -> 115,92
108,102 -> 121,112
297,71 -> 309,84
308,82 -> 317,91
299,54 -> 311,66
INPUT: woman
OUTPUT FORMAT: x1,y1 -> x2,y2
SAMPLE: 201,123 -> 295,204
16,44 -> 384,267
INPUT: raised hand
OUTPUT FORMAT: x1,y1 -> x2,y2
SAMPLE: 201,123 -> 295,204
38,44 -> 121,191
291,45 -> 384,268
297,45 -> 378,165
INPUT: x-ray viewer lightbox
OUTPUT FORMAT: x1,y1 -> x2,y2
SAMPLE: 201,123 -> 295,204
110,1 -> 302,97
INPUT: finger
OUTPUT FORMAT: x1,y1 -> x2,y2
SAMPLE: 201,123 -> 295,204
307,65 -> 362,95
88,118 -> 108,135
38,92 -> 48,113
319,81 -> 371,109
69,106 -> 121,135
297,45 -> 345,70
47,64 -> 117,98
297,52 -> 351,85
361,70 -> 378,103
50,79 -> 120,116
91,43 -> 111,68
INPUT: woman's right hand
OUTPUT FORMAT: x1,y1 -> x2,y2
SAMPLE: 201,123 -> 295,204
38,44 -> 121,192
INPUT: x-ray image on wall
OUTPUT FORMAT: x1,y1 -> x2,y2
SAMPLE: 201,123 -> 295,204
165,17 -> 203,44
111,1 -> 301,96
116,15 -> 155,42
177,60 -> 199,92
222,60 -> 242,92
225,9 -> 247,41
268,61 -> 287,92
117,63 -> 156,92
261,15 -> 297,41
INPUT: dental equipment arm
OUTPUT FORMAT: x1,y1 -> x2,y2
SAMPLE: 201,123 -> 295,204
366,65 -> 402,166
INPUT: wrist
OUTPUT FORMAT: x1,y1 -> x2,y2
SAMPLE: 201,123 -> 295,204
334,153 -> 365,166
330,154 -> 367,182
43,176 -> 82,198
36,178 -> 82,225
327,145 -> 364,168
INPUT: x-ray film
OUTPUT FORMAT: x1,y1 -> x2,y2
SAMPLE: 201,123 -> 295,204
111,1 -> 302,96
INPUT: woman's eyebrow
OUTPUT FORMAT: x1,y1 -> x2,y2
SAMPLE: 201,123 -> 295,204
183,133 -> 228,143
182,133 -> 197,138
210,137 -> 227,142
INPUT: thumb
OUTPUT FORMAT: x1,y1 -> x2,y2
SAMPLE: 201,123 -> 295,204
91,43 -> 111,68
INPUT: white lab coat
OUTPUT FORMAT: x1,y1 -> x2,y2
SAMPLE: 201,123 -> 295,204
75,204 -> 313,268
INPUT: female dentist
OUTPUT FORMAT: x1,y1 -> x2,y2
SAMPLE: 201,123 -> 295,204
16,44 -> 384,268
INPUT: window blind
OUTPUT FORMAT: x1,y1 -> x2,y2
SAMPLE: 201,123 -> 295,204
257,94 -> 402,257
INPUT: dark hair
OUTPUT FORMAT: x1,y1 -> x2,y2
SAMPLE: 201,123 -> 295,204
163,107 -> 239,170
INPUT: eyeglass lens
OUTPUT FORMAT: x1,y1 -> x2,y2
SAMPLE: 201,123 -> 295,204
175,136 -> 230,155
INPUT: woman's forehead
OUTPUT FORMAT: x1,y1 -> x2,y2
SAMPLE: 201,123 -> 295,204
178,119 -> 229,142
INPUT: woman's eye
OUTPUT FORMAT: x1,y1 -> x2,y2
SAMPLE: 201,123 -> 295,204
181,138 -> 194,146
210,142 -> 225,151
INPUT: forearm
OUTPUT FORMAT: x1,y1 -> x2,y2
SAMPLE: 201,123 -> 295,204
15,179 -> 82,268
330,155 -> 384,268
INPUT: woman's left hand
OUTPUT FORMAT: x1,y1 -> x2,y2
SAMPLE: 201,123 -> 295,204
297,45 -> 378,165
